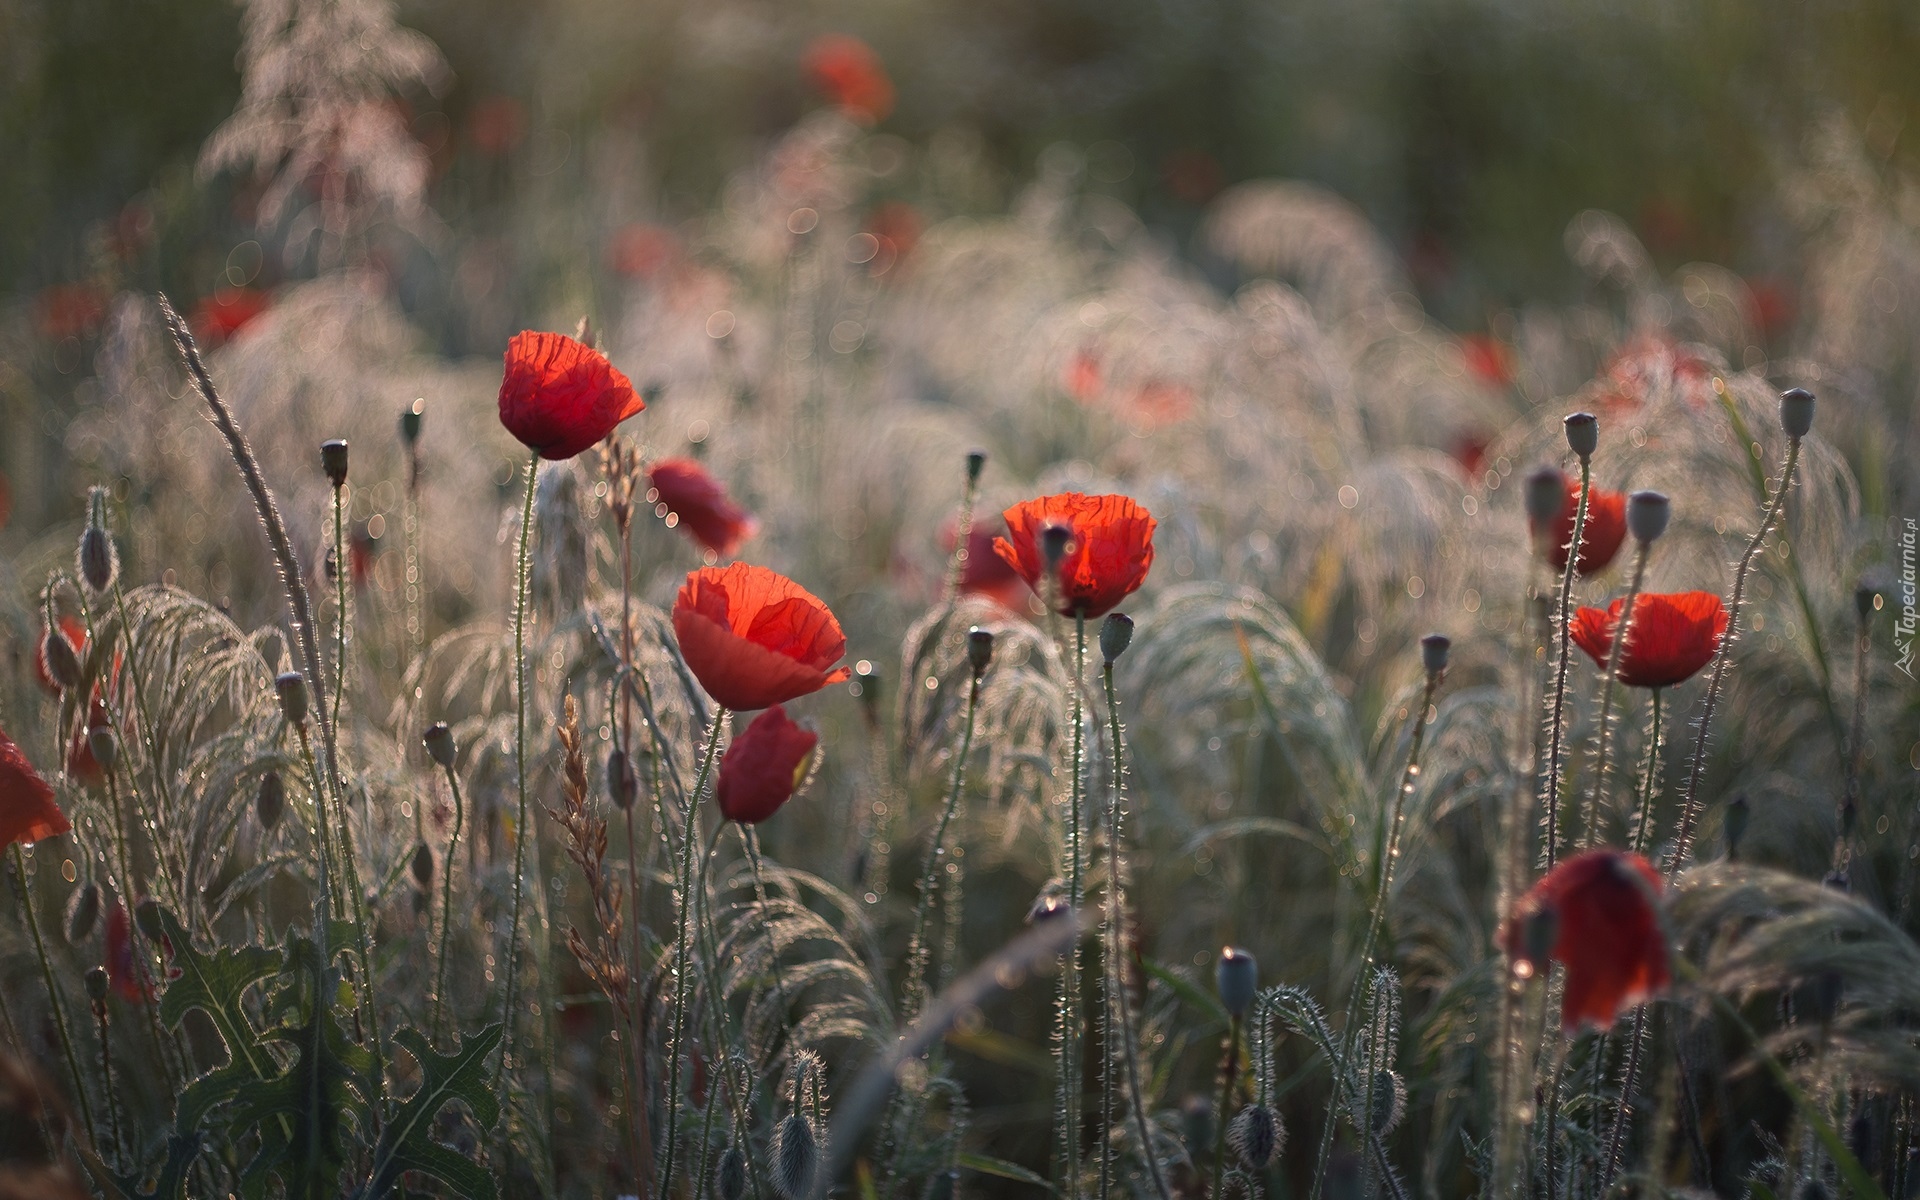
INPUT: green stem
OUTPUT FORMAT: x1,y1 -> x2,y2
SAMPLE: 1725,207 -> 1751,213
432,764 -> 466,1046
10,844 -> 98,1146
1057,611 -> 1088,1200
660,707 -> 727,1193
1543,458 -> 1592,871
904,670 -> 982,1018
1580,542 -> 1649,849
1629,691 -> 1664,858
499,449 -> 541,1088
1209,1017 -> 1240,1200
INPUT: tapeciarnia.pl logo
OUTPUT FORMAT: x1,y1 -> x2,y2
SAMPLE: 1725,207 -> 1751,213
1897,516 -> 1917,679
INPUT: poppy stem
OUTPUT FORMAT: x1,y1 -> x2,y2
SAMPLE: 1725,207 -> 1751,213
1629,690 -> 1663,856
1580,541 -> 1650,849
94,993 -> 125,1165
9,843 -> 99,1148
498,448 -> 540,1092
1542,457 -> 1592,871
1671,436 -> 1801,878
660,706 -> 726,1195
1831,603 -> 1872,877
431,760 -> 466,1047
1209,1015 -> 1240,1200
904,666 -> 981,1021
1055,611 -> 1088,1200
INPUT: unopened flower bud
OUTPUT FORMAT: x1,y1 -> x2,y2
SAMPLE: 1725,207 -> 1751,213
1563,412 -> 1598,460
410,841 -> 434,889
1228,1103 -> 1282,1169
133,898 -> 162,941
1724,794 -> 1749,860
43,627 -> 82,692
274,672 -> 308,725
773,1114 -> 819,1200
320,439 -> 350,487
965,450 -> 987,484
423,722 -> 457,769
1855,582 -> 1881,622
967,627 -> 995,677
1419,633 -> 1450,676
400,403 -> 424,445
1524,466 -> 1568,528
79,526 -> 118,594
1779,388 -> 1816,439
1100,613 -> 1134,664
1041,523 -> 1072,571
87,725 -> 118,774
714,1146 -> 747,1200
1626,490 -> 1670,544
256,770 -> 285,830
1369,1069 -> 1407,1135
85,966 -> 110,1006
608,747 -> 638,810
1216,946 -> 1257,1018
66,883 -> 101,944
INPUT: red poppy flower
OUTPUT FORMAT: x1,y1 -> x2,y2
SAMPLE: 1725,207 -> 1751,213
1063,349 -> 1103,402
715,705 -> 818,824
607,223 -> 679,280
1460,334 -> 1513,388
804,34 -> 895,124
35,284 -> 108,340
1501,849 -> 1669,1032
1129,379 -> 1196,426
649,458 -> 759,559
0,725 -> 69,849
1571,591 -> 1728,690
865,202 -> 923,263
995,493 -> 1156,619
32,615 -> 87,696
1531,477 -> 1627,577
672,563 -> 851,711
105,902 -> 153,1004
1451,434 -> 1492,481
467,95 -> 527,156
191,287 -> 271,346
941,518 -> 1030,611
497,331 -> 645,461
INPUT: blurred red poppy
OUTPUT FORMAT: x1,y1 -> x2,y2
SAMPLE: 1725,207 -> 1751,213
35,284 -> 108,340
497,331 -> 645,461
104,902 -> 156,1003
1460,334 -> 1513,388
608,223 -> 679,280
804,35 -> 894,124
0,725 -> 69,849
1451,434 -> 1492,480
649,458 -> 759,559
940,518 -> 1030,611
1162,149 -> 1224,205
1571,591 -> 1728,689
191,287 -> 271,346
32,615 -> 87,696
1588,333 -> 1713,416
996,493 -> 1156,619
865,202 -> 922,262
1063,348 -> 1103,402
1129,379 -> 1196,426
1503,849 -> 1669,1032
1532,478 -> 1627,577
715,705 -> 817,824
467,96 -> 527,156
672,563 -> 851,711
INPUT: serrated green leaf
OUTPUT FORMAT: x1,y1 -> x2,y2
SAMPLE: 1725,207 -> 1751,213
152,906 -> 280,1078
355,1023 -> 503,1200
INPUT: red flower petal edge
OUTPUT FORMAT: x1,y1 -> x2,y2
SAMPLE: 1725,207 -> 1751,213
498,331 -> 645,461
672,563 -> 851,711
1570,591 -> 1728,689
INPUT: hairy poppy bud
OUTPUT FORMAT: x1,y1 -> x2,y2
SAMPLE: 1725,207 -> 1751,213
1563,412 -> 1598,460
1228,1103 -> 1282,1169
1369,1070 -> 1406,1135
1626,490 -> 1670,545
772,1114 -> 819,1200
1216,946 -> 1257,1018
401,403 -> 423,445
423,722 -> 457,769
1100,613 -> 1134,664
1724,794 -> 1749,861
133,897 -> 162,941
66,883 -> 101,944
1779,387 -> 1815,439
321,439 -> 350,487
87,725 -> 118,774
85,965 -> 110,1006
410,842 -> 434,889
966,449 -> 987,484
967,627 -> 995,677
42,626 -> 82,692
1040,523 -> 1072,572
1419,633 -> 1450,676
608,747 -> 638,810
274,672 -> 308,725
256,770 -> 285,830
79,526 -> 117,594
1855,582 -> 1881,622
714,1146 -> 747,1200
1524,466 -> 1567,529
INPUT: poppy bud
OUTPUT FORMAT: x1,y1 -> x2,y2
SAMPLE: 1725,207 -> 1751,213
85,965 -> 110,1006
79,526 -> 117,594
1524,466 -> 1567,529
275,672 -> 308,725
423,722 -> 457,769
66,883 -> 101,944
1626,490 -> 1670,545
1779,387 -> 1816,439
1512,905 -> 1560,974
1563,412 -> 1598,460
715,706 -> 817,824
967,627 -> 995,677
1100,613 -> 1134,664
256,770 -> 285,830
133,897 -> 162,941
608,747 -> 638,810
87,725 -> 118,774
1855,582 -> 1881,622
1369,1069 -> 1406,1135
1228,1103 -> 1282,1169
1040,523 -> 1072,572
42,626 -> 82,692
772,1114 -> 819,1200
1724,794 -> 1749,861
966,449 -> 987,484
1216,946 -> 1257,1018
714,1146 -> 747,1200
1419,633 -> 1450,676
411,841 -> 434,889
320,439 -> 350,487
401,404 -> 423,445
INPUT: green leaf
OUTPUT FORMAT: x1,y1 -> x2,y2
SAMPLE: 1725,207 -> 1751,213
956,1151 -> 1056,1193
355,1024 -> 504,1200
152,906 -> 281,1079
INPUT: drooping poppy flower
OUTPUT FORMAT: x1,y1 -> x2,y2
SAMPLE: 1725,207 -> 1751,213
996,493 -> 1156,619
803,34 -> 894,124
1571,591 -> 1729,690
941,518 -> 1030,611
32,615 -> 87,696
0,725 -> 69,849
104,902 -> 152,1004
1531,477 -> 1627,577
649,458 -> 759,559
1501,849 -> 1669,1032
191,287 -> 271,346
497,331 -> 645,461
672,563 -> 851,711
715,705 -> 818,824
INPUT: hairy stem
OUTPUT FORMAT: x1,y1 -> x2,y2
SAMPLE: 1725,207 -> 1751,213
1543,458 -> 1592,870
1580,541 -> 1649,849
432,764 -> 467,1046
1832,609 -> 1872,877
1057,611 -> 1088,1200
660,707 -> 727,1193
498,449 -> 541,1087
10,844 -> 98,1146
904,670 -> 982,1019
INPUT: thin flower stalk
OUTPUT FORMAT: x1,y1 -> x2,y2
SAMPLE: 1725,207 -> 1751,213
498,448 -> 540,1084
659,706 -> 727,1192
1580,539 -> 1649,848
904,665 -> 983,1019
431,759 -> 467,1045
1832,601 -> 1873,876
93,987 -> 125,1164
9,844 -> 99,1146
1056,610 -> 1088,1200
1542,458 -> 1592,870
1210,1016 -> 1241,1200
